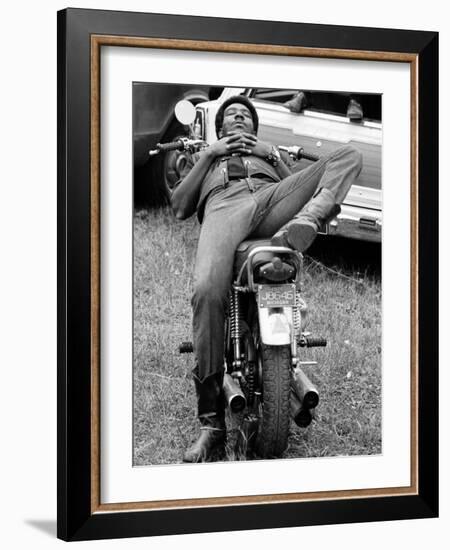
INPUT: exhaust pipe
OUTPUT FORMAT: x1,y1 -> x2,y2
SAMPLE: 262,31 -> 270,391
290,390 -> 313,428
223,373 -> 246,413
292,367 -> 319,410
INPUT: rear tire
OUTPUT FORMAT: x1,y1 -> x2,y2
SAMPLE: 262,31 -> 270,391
255,345 -> 291,458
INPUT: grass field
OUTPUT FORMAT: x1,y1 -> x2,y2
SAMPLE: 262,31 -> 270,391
133,207 -> 382,465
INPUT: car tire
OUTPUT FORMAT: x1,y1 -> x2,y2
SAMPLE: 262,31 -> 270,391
148,117 -> 187,207
147,95 -> 208,208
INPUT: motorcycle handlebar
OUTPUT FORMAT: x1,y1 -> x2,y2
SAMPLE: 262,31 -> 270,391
156,140 -> 184,152
278,145 -> 319,162
149,138 -> 207,157
149,139 -> 319,162
299,150 -> 320,162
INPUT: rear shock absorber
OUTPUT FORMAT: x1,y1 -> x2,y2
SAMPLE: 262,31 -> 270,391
291,290 -> 303,366
294,291 -> 308,337
293,290 -> 302,338
230,285 -> 244,369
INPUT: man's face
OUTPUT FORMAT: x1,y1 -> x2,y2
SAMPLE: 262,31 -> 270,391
220,102 -> 255,137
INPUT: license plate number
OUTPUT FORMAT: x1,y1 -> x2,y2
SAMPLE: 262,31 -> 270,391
258,284 -> 296,308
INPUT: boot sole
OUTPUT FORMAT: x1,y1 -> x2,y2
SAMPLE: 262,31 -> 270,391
272,224 -> 317,253
287,224 -> 317,253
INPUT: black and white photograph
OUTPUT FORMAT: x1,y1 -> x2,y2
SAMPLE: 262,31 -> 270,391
132,83 -> 382,466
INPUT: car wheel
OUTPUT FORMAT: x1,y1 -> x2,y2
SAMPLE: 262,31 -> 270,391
148,118 -> 188,206
147,95 -> 208,208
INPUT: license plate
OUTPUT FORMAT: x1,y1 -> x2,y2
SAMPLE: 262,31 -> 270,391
258,284 -> 296,308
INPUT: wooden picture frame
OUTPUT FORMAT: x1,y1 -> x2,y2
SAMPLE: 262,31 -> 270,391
57,8 -> 438,541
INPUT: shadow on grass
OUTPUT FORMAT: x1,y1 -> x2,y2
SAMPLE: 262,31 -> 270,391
308,235 -> 381,277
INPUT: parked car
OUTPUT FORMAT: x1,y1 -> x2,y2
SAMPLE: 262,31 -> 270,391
193,87 -> 382,243
133,83 -> 222,205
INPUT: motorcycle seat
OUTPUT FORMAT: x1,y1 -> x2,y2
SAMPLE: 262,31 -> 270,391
233,238 -> 274,279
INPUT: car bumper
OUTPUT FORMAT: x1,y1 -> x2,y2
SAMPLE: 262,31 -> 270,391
321,204 -> 382,243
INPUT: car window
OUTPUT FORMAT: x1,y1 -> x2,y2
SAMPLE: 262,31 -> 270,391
249,88 -> 381,122
250,89 -> 300,104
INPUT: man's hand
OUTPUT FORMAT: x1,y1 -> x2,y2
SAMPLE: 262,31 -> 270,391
208,132 -> 272,160
207,133 -> 251,159
228,132 -> 272,159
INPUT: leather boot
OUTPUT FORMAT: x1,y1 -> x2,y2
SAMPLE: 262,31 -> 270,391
271,188 -> 340,252
347,98 -> 363,121
183,372 -> 226,463
284,91 -> 308,113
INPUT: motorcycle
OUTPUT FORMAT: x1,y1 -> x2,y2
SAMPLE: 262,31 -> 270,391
149,100 -> 327,458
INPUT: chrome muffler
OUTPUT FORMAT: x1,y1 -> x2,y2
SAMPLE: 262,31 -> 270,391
223,373 -> 246,413
290,367 -> 319,427
290,390 -> 313,428
292,367 -> 319,410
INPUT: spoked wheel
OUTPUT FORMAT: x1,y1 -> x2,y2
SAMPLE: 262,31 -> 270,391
254,344 -> 292,458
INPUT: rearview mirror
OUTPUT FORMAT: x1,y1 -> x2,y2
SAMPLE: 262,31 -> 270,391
174,100 -> 196,125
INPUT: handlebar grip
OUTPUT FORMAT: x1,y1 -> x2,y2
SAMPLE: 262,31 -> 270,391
157,140 -> 184,152
294,147 -> 320,162
300,151 -> 320,162
280,145 -> 320,163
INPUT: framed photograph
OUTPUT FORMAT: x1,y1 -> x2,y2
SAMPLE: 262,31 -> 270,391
57,8 -> 438,541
